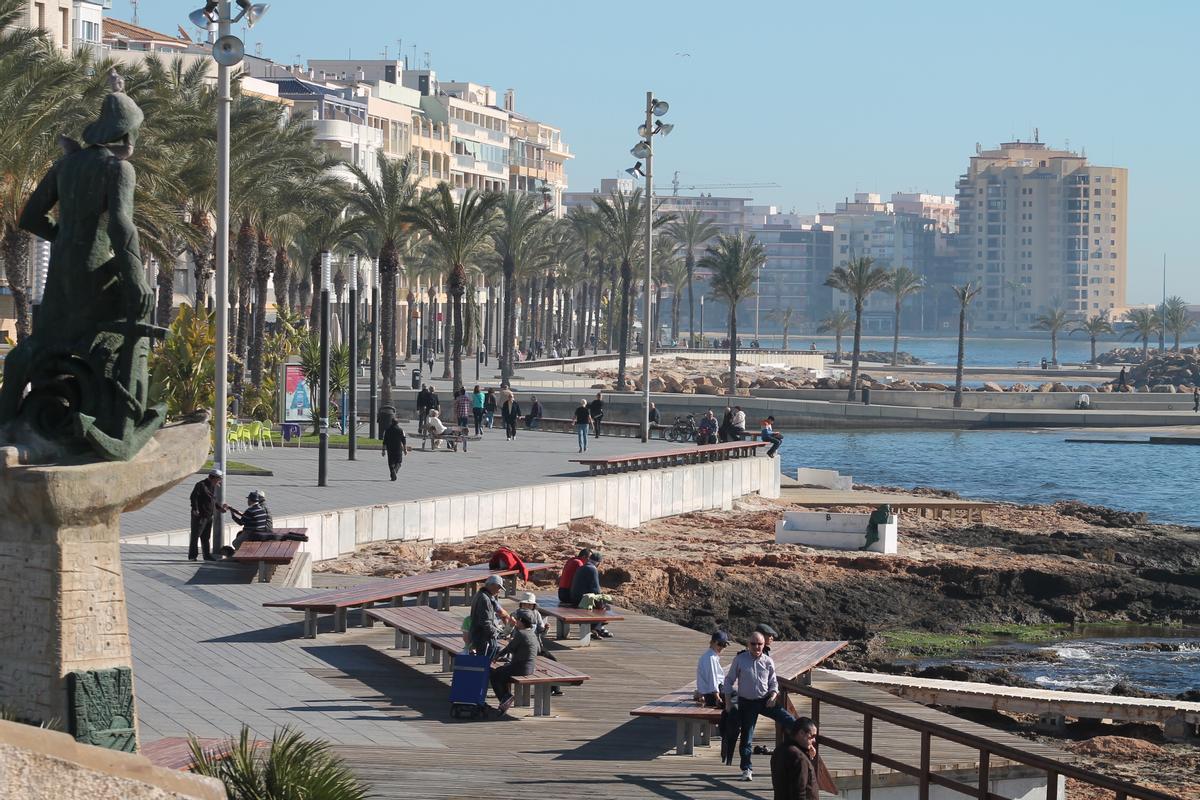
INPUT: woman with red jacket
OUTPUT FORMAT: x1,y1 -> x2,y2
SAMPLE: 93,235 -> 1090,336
557,547 -> 592,606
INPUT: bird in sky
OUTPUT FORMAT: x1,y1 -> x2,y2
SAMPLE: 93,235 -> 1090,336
674,52 -> 691,57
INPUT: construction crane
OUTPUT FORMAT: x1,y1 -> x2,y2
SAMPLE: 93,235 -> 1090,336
671,171 -> 780,196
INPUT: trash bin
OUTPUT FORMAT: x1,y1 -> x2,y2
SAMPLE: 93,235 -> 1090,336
411,368 -> 421,389
377,405 -> 396,433
862,387 -> 871,405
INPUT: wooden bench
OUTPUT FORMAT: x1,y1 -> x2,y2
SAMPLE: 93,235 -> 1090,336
538,416 -> 669,439
536,594 -> 624,645
367,606 -> 589,717
630,640 -> 848,755
230,531 -> 305,582
142,736 -> 267,771
264,562 -> 549,638
413,425 -> 469,452
570,440 -> 766,475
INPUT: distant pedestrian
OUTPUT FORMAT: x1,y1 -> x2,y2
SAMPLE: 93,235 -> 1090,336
188,468 -> 223,561
503,393 -> 521,441
427,387 -> 440,420
426,350 -> 434,377
589,392 -> 605,437
648,402 -> 660,425
731,406 -> 747,440
761,416 -> 783,458
524,395 -> 543,429
490,609 -> 538,713
724,631 -> 785,782
1194,386 -> 1199,413
696,630 -> 730,707
570,551 -> 612,639
698,410 -> 718,445
453,387 -> 471,430
416,384 -> 431,432
468,575 -> 508,656
718,406 -> 735,442
1118,367 -> 1127,390
471,384 -> 486,435
484,388 -> 497,428
574,399 -> 592,452
382,417 -> 408,481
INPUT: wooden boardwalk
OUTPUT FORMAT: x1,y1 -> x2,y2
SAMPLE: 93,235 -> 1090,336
306,604 -> 1067,798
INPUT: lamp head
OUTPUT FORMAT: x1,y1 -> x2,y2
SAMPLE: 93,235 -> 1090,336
235,0 -> 270,28
651,99 -> 669,117
638,123 -> 651,138
655,121 -> 674,136
630,141 -> 650,159
189,1 -> 218,27
625,162 -> 644,179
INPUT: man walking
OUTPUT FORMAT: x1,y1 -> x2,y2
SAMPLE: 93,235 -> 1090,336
589,392 -> 605,437
188,468 -> 223,561
471,384 -> 486,435
724,631 -> 781,781
382,416 -> 407,481
453,386 -> 471,430
416,384 -> 431,433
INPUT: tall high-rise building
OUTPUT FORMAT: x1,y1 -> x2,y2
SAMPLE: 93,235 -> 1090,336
955,140 -> 1127,328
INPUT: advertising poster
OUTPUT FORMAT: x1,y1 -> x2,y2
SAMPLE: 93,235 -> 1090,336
283,364 -> 312,423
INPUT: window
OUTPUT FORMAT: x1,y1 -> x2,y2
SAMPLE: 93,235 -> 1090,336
60,8 -> 68,46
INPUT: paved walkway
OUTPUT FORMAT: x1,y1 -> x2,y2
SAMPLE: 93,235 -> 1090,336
120,427 -> 687,537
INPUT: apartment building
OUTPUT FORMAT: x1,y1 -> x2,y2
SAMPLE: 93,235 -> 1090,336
890,192 -> 956,234
746,211 -> 834,330
563,178 -> 750,237
955,140 -> 1128,328
507,92 -> 572,216
262,75 -> 384,183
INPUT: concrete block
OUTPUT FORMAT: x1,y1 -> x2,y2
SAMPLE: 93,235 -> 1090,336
701,464 -> 715,509
402,502 -> 421,541
519,487 -> 534,528
616,476 -> 632,529
530,485 -> 546,529
433,498 -> 451,542
580,480 -> 595,518
556,484 -> 571,528
476,492 -> 494,532
650,472 -> 663,519
681,468 -> 695,513
570,483 -> 584,519
371,506 -> 388,542
720,465 -> 734,510
337,511 -> 356,556
448,496 -> 465,542
386,504 -> 404,542
463,494 -> 479,539
671,469 -> 685,515
320,514 -> 339,560
628,476 -> 643,528
505,489 -> 520,527
418,500 -> 435,541
763,460 -> 781,499
775,511 -> 898,554
355,507 -> 372,545
606,476 -> 621,523
639,474 -> 652,522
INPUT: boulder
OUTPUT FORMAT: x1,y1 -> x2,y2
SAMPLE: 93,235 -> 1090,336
695,383 -> 724,396
981,381 -> 1004,393
920,382 -> 948,391
1050,382 -> 1071,392
648,377 -> 666,392
1037,383 -> 1054,392
1151,384 -> 1177,393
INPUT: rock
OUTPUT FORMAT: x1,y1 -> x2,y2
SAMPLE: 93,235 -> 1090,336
1067,736 -> 1166,759
1037,383 -> 1054,392
1076,384 -> 1098,392
695,383 -> 724,396
1050,382 -> 1071,392
920,382 -> 948,391
648,377 -> 666,392
590,383 -> 607,389
981,381 -> 1004,393
1151,384 -> 1176,393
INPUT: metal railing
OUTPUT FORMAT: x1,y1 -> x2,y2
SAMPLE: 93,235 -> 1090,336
787,679 -> 1178,800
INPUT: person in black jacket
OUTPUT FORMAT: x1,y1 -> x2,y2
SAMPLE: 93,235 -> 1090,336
416,385 -> 431,432
569,552 -> 612,639
588,392 -> 605,437
490,609 -> 538,713
382,418 -> 408,481
771,717 -> 819,800
188,469 -> 223,561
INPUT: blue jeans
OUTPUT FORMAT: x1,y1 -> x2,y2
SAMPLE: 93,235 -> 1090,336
736,696 -> 796,771
576,423 -> 589,451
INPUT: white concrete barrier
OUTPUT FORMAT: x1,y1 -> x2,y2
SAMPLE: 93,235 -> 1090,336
795,467 -> 853,490
125,456 -> 782,561
775,511 -> 897,554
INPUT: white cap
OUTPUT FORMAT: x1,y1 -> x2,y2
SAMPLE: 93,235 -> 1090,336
208,468 -> 224,478
485,575 -> 504,587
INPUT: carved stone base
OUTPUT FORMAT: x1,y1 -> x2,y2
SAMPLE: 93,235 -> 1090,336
0,420 -> 209,749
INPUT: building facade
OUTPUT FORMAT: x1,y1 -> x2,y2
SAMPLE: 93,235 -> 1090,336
955,140 -> 1128,328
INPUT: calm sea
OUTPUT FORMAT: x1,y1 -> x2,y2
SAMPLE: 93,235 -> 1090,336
778,429 -> 1198,526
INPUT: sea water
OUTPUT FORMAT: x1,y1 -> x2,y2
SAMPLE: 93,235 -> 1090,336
778,429 -> 1199,526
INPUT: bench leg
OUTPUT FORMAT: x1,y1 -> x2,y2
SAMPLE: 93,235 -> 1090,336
533,684 -> 551,717
334,608 -> 348,633
440,648 -> 453,672
577,623 -> 592,646
303,610 -> 318,639
425,642 -> 439,664
439,589 -> 450,610
516,684 -> 532,708
556,617 -> 568,640
391,595 -> 404,607
395,630 -> 407,650
676,720 -> 695,756
362,606 -> 375,627
409,636 -> 422,657
256,561 -> 270,583
696,723 -> 711,747
503,575 -> 516,596
418,591 -> 430,607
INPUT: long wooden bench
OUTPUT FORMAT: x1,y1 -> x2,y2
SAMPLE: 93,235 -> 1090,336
630,640 -> 848,755
570,440 -> 766,475
536,594 -> 624,645
412,425 -> 470,451
264,562 -> 549,638
230,531 -> 305,582
367,605 -> 589,717
142,736 -> 268,771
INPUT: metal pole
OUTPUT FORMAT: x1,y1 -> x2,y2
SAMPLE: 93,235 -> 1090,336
213,0 -> 232,549
755,269 -> 761,343
699,295 -> 705,348
318,251 -> 331,486
641,91 -> 654,443
369,257 -> 379,439
348,259 -> 358,461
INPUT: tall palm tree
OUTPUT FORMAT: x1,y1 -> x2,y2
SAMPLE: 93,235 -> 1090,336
593,188 -> 652,391
661,252 -> 689,343
1071,311 -> 1114,365
817,310 -> 852,364
346,152 -> 420,395
492,193 -> 549,382
1163,296 -> 1195,352
885,267 -> 925,366
952,283 -> 982,408
768,306 -> 796,350
566,206 -> 600,351
651,234 -> 680,350
825,256 -> 890,400
664,208 -> 719,345
1122,307 -> 1159,361
404,185 -> 500,390
1032,305 -> 1070,366
701,233 -> 766,395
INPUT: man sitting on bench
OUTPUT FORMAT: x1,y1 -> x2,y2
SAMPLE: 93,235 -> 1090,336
569,551 -> 613,639
220,490 -> 306,557
491,609 -> 538,714
425,409 -> 458,451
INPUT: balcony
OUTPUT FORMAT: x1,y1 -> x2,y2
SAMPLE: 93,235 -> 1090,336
309,119 -> 383,149
451,119 -> 507,145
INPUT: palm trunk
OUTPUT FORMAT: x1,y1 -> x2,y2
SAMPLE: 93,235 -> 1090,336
576,281 -> 589,351
616,259 -> 633,391
155,262 -> 174,328
297,279 -> 310,322
953,302 -> 967,408
834,330 -> 843,364
1141,334 -> 1148,361
686,250 -> 696,345
249,229 -> 271,386
653,284 -> 663,352
1051,331 -> 1058,365
2,228 -> 32,342
671,289 -> 681,341
892,297 -> 901,367
501,257 -> 515,380
191,214 -> 213,309
451,281 -> 464,389
847,300 -> 864,402
379,241 -> 398,388
592,276 -> 603,353
233,217 -> 255,399
727,305 -> 738,395
272,246 -> 290,314
308,253 -> 322,330
605,261 -> 617,350
1091,336 -> 1097,364
782,325 -> 789,351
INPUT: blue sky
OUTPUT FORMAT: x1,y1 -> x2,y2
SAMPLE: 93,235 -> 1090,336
118,1 -> 1199,303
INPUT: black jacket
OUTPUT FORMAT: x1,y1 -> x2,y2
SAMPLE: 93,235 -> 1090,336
382,423 -> 407,457
569,562 -> 601,605
189,479 -> 219,519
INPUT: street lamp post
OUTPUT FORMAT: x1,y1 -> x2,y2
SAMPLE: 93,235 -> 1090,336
629,93 -> 671,442
699,295 -> 705,346
348,256 -> 358,461
318,250 -> 331,486
369,257 -> 379,439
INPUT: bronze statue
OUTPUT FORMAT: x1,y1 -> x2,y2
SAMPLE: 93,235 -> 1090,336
0,70 -> 165,461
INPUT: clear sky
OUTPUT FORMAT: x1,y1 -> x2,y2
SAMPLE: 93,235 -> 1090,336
116,0 -> 1199,304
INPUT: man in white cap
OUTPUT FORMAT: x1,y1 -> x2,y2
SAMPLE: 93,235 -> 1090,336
468,574 -> 508,656
188,468 -> 223,561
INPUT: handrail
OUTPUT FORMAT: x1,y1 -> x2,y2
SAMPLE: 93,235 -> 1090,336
786,678 -> 1176,800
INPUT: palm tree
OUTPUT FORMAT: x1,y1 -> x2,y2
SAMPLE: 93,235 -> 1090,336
1163,296 -> 1195,352
952,283 -> 982,408
346,152 -> 420,395
1032,305 -> 1070,366
190,726 -> 368,800
404,185 -> 500,390
817,310 -> 852,364
825,257 -> 890,400
1122,307 -> 1160,361
661,253 -> 689,343
492,193 -> 549,381
768,306 -> 797,351
885,267 -> 925,366
701,233 -> 766,395
1071,311 -> 1114,364
566,206 -> 600,351
664,208 -> 719,346
594,188 -> 654,391
651,234 -> 680,350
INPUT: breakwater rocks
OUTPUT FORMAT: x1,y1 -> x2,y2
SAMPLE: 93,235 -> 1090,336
1103,350 -> 1200,391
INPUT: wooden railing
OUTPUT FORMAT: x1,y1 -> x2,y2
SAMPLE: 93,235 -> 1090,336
786,679 -> 1177,800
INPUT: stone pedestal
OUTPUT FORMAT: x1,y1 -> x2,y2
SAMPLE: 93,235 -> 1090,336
0,421 -> 209,748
